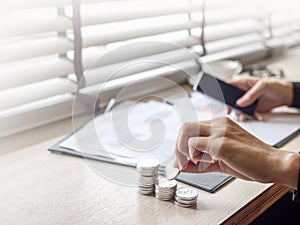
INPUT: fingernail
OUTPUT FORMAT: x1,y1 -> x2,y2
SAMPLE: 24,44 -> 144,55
197,161 -> 212,172
238,115 -> 244,121
190,157 -> 198,165
181,161 -> 190,171
173,161 -> 178,168
236,99 -> 244,106
178,158 -> 189,171
257,115 -> 263,121
198,162 -> 206,172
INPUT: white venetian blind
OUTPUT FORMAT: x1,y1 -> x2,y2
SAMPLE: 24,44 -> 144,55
1,0 -> 300,138
267,13 -> 300,50
200,0 -> 268,63
0,0 -> 77,137
78,0 -> 203,97
78,0 -> 272,97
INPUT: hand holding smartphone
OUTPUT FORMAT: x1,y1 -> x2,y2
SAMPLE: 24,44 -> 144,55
194,72 -> 258,117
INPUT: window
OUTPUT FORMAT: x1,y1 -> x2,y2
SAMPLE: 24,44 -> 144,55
1,0 -> 299,137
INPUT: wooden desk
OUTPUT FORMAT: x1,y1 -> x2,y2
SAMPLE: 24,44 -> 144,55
1,47 -> 300,225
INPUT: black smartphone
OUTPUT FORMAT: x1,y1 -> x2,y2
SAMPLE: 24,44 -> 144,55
195,72 -> 258,117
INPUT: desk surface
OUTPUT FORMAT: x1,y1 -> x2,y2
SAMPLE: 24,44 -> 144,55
1,47 -> 300,225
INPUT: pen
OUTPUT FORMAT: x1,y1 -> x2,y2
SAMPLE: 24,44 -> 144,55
104,98 -> 116,113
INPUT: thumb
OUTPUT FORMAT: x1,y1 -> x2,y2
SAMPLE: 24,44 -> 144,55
237,81 -> 265,107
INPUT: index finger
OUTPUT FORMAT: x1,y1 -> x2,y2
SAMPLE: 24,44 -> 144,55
228,76 -> 259,91
174,121 -> 211,170
174,137 -> 188,170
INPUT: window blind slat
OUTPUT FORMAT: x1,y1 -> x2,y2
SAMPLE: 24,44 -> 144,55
268,13 -> 300,48
0,78 -> 76,110
81,60 -> 199,95
202,43 -> 268,63
0,15 -> 72,38
0,0 -> 72,11
82,36 -> 200,69
0,58 -> 74,91
84,48 -> 200,86
205,0 -> 254,9
81,4 -> 201,26
271,15 -> 298,28
205,33 -> 264,54
272,27 -> 298,38
205,7 -> 262,25
82,20 -> 200,48
82,0 -> 121,3
0,37 -> 73,63
204,20 -> 264,43
268,36 -> 300,49
0,57 -> 74,91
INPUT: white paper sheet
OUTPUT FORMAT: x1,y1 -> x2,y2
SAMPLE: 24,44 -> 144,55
59,92 -> 300,166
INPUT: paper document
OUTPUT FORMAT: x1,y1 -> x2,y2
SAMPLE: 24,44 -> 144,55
235,113 -> 300,146
59,92 -> 300,167
60,101 -> 183,165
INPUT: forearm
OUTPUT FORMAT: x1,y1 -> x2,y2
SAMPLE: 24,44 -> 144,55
274,150 -> 300,189
291,82 -> 300,109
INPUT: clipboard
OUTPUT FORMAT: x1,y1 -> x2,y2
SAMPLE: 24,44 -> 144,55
48,137 -> 234,193
48,133 -> 136,168
176,172 -> 234,193
48,93 -> 300,193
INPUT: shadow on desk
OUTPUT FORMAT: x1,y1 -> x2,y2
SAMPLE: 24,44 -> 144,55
0,118 -> 73,156
250,192 -> 300,225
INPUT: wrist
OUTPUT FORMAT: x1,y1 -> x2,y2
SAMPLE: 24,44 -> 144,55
275,151 -> 300,189
283,82 -> 293,106
291,82 -> 300,108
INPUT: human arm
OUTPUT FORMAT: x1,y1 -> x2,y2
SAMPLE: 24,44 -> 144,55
174,117 -> 300,189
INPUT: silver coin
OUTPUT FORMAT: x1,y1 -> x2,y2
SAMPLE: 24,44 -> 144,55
157,179 -> 177,189
138,189 -> 154,195
138,169 -> 159,177
174,200 -> 196,208
176,187 -> 198,200
140,179 -> 156,184
156,196 -> 174,200
175,196 -> 197,205
138,175 -> 158,184
139,183 -> 155,188
155,196 -> 174,201
156,192 -> 174,196
139,182 -> 156,187
156,185 -> 177,191
138,167 -> 159,172
139,185 -> 154,189
137,159 -> 160,170
155,189 -> 175,199
139,181 -> 156,186
155,190 -> 176,196
155,185 -> 176,190
138,185 -> 154,190
139,185 -> 154,190
155,191 -> 175,196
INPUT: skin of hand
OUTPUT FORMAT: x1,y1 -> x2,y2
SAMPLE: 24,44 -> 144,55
174,117 -> 300,189
226,76 -> 293,121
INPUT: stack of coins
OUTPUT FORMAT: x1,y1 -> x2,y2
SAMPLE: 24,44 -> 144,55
175,187 -> 198,207
136,159 -> 160,195
155,179 -> 177,201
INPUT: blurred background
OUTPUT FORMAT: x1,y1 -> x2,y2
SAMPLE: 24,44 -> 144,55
1,0 -> 300,138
